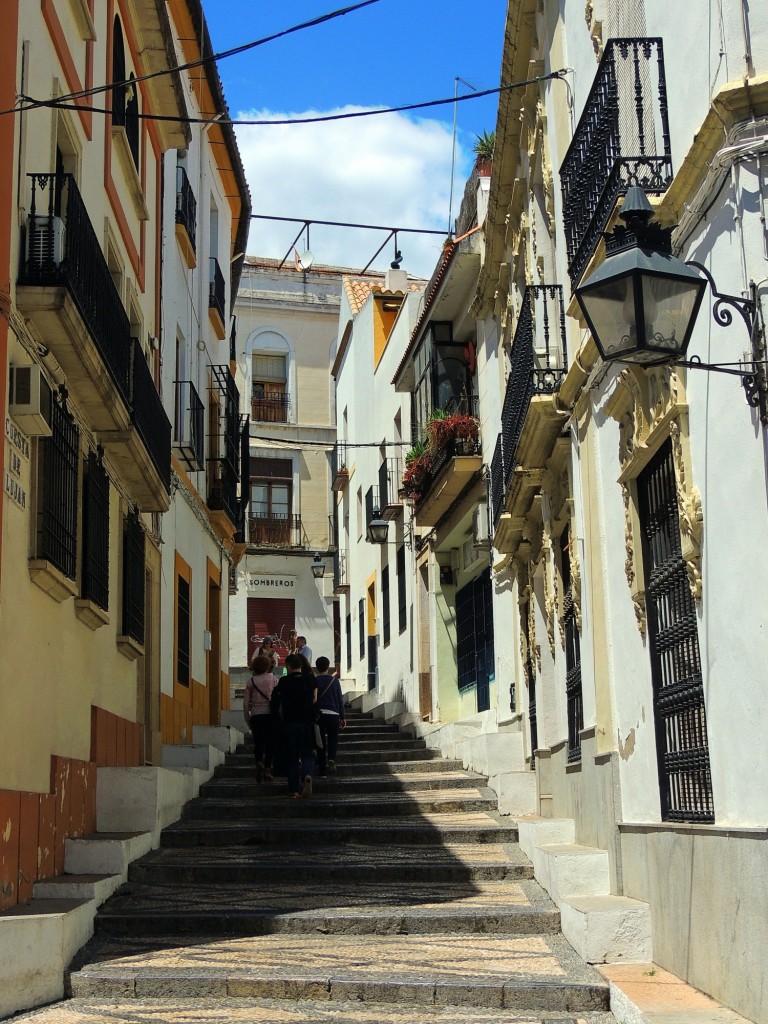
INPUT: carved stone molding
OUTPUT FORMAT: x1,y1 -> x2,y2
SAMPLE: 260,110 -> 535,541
605,365 -> 703,633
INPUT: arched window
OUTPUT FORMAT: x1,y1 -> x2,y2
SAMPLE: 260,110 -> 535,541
112,16 -> 126,127
125,73 -> 140,170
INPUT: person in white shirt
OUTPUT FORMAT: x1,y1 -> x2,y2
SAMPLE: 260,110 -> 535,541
297,635 -> 312,663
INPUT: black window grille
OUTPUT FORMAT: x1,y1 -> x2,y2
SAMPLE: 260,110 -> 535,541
122,509 -> 145,644
359,598 -> 365,659
82,451 -> 109,610
175,165 -> 197,251
382,565 -> 390,646
177,575 -> 190,686
397,545 -> 407,633
562,528 -> 583,763
208,365 -> 241,524
38,397 -> 79,579
456,568 -> 494,712
346,611 -> 352,671
638,440 -> 714,822
125,73 -> 140,170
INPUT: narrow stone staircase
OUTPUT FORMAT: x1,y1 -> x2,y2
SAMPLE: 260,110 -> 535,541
21,709 -> 614,1023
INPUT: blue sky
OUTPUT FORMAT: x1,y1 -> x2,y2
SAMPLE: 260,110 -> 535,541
202,0 -> 507,276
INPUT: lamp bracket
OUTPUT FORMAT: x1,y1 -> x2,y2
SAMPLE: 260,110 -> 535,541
684,262 -> 757,338
676,356 -> 767,411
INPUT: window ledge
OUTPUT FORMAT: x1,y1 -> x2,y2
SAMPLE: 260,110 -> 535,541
67,0 -> 96,40
111,126 -> 149,221
117,633 -> 145,661
75,598 -> 109,630
29,559 -> 78,603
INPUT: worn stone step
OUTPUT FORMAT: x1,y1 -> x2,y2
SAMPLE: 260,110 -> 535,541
160,811 -> 519,847
216,758 -> 464,778
127,843 -> 534,885
200,771 -> 485,798
14,998 -> 616,1024
93,879 -> 559,937
68,933 -> 609,1010
227,747 -> 442,766
181,789 -> 498,820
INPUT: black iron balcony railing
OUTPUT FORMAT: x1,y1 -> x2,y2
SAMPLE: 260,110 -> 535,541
130,341 -> 171,492
175,165 -> 197,252
122,509 -> 145,645
379,456 -> 403,518
173,379 -> 205,472
20,173 -> 132,403
560,38 -> 672,285
230,315 -> 237,363
252,391 -> 290,423
333,549 -> 350,592
209,256 -> 226,324
209,364 -> 240,475
236,413 -> 250,542
82,450 -> 110,610
248,513 -> 303,548
492,285 -> 568,525
208,459 -> 239,524
331,441 -> 349,490
365,484 -> 380,526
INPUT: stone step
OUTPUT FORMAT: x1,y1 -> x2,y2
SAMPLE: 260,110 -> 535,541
93,879 -> 559,937
227,748 -> 442,765
17,998 -> 616,1024
180,789 -> 498,820
160,811 -> 519,847
68,932 -> 609,1011
200,771 -> 484,798
127,843 -> 535,885
216,758 -> 465,778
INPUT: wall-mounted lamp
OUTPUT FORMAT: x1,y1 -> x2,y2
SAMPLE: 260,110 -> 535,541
310,553 -> 325,579
366,509 -> 390,544
575,186 -> 764,414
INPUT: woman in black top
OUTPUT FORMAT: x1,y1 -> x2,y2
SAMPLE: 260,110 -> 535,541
273,653 -> 317,798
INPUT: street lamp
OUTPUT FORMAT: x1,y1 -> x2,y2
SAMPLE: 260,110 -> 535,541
575,186 -> 707,366
310,553 -> 325,579
366,508 -> 389,544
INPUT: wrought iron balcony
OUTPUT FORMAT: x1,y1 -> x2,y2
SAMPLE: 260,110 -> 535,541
560,38 -> 672,285
209,256 -> 226,338
248,513 -> 303,548
252,391 -> 290,423
333,549 -> 350,595
331,441 -> 349,491
19,173 -> 132,403
173,379 -> 204,472
379,456 -> 403,520
175,165 -> 197,258
207,365 -> 242,530
130,340 -> 171,493
412,436 -> 483,527
230,315 -> 237,364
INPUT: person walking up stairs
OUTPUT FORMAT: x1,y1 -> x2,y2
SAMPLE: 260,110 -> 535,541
19,707 -> 613,1024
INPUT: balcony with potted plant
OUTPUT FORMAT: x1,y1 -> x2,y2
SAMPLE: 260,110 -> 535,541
401,410 -> 482,527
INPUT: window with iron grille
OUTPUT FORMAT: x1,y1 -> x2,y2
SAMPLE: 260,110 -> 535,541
122,510 -> 145,644
382,565 -> 390,646
456,569 -> 494,712
397,545 -> 407,633
177,574 -> 190,686
561,527 -> 583,762
638,440 -> 714,822
522,598 -> 538,769
358,598 -> 365,659
346,611 -> 352,671
82,451 -> 109,610
37,397 -> 79,579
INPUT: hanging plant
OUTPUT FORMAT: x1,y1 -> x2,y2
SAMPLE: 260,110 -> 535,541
426,413 -> 479,452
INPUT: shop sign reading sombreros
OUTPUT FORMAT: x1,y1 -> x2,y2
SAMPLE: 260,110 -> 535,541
246,574 -> 298,593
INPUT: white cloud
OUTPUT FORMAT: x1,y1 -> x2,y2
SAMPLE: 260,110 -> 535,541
233,107 -> 473,279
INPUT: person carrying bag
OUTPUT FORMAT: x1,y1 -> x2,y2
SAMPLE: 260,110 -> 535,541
313,656 -> 346,776
242,654 -> 278,783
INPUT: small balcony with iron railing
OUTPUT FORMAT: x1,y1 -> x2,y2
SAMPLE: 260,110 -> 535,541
333,549 -> 350,595
331,441 -> 350,491
491,285 -> 569,554
17,173 -> 171,510
173,380 -> 204,472
248,513 -> 303,549
175,165 -> 197,268
379,456 -> 403,520
560,38 -> 672,286
208,256 -> 227,339
252,389 -> 290,423
207,365 -> 241,535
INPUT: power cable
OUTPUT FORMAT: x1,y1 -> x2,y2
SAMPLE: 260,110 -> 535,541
18,70 -> 568,129
2,0 -> 380,117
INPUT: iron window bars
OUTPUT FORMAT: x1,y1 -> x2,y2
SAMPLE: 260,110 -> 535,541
175,166 -> 197,252
82,450 -> 110,610
122,508 -> 145,645
38,394 -> 79,580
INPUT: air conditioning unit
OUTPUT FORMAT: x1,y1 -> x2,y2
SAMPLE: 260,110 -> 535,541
27,215 -> 65,268
9,364 -> 53,436
472,506 -> 489,547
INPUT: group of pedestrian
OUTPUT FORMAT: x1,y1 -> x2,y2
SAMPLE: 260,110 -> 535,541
242,634 -> 346,798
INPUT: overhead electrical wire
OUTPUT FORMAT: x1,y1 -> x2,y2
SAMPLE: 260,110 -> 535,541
17,70 -> 568,128
1,0 -> 381,117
